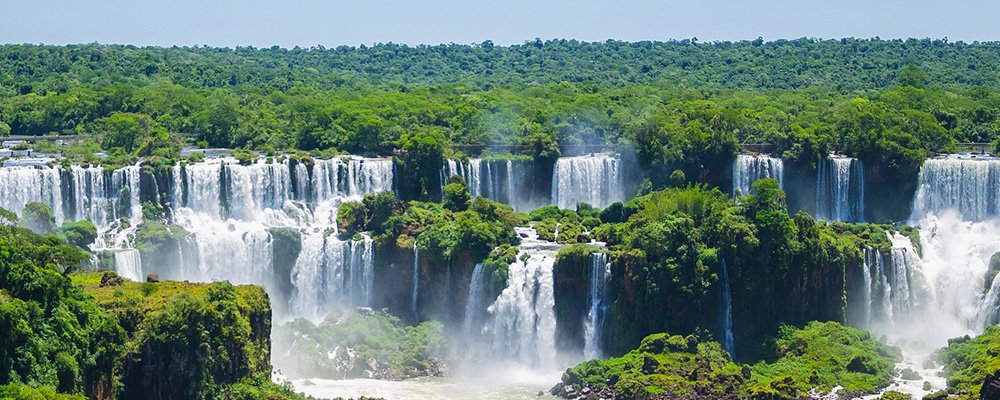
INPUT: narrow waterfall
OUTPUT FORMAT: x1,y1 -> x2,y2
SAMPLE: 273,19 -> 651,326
552,153 -> 624,209
583,252 -> 611,360
719,257 -> 735,357
816,156 -> 864,222
114,249 -> 144,282
732,154 -> 783,197
412,245 -> 420,322
462,261 -> 487,336
487,227 -> 560,368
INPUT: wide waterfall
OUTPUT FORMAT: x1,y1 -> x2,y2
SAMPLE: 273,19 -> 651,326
583,252 -> 611,360
169,156 -> 391,320
912,157 -> 1000,221
816,156 -> 865,222
486,227 -> 559,368
732,154 -> 783,197
719,257 -> 735,357
0,163 -> 143,229
0,155 -> 394,323
552,153 -> 624,209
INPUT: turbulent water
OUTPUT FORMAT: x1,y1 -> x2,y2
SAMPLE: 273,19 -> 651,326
552,153 -> 624,209
732,154 -> 783,197
816,156 -> 865,222
114,249 -> 144,282
583,252 -> 611,360
859,156 -> 1000,398
486,227 -> 560,369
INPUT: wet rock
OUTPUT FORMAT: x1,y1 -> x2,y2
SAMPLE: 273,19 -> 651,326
145,273 -> 160,282
981,370 -> 1000,400
100,271 -> 123,287
642,355 -> 660,374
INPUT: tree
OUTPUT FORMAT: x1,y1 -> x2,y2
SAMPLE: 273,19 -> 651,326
20,202 -> 55,234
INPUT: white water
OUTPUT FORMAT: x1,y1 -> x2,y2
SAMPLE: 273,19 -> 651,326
114,249 -> 144,282
583,252 -> 610,360
442,158 -> 541,212
412,245 -> 420,322
816,156 -> 864,222
462,261 -> 488,338
861,157 -> 1000,398
732,154 -> 783,197
719,257 -> 735,357
291,370 -> 561,400
486,227 -> 560,369
552,153 -> 624,209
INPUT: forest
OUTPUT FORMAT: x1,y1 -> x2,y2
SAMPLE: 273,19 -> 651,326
4,39 -> 1000,400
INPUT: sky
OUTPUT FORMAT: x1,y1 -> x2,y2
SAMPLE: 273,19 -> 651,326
1,0 -> 997,47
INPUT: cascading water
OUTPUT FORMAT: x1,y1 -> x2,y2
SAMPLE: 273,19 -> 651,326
552,153 -> 624,209
816,156 -> 864,222
442,158 -> 538,212
412,245 -> 420,322
857,233 -> 924,331
289,234 -> 375,321
732,154 -> 783,197
719,257 -> 735,357
583,252 -> 611,360
462,261 -> 487,337
487,227 -> 560,368
114,249 -> 144,282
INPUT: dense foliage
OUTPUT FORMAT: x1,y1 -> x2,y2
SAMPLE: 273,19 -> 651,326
594,180 -> 895,357
556,321 -> 899,399
934,326 -> 1000,398
0,209 -> 306,399
0,218 -> 123,398
2,41 -> 999,190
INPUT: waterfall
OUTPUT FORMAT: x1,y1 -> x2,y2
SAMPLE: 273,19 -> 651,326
442,158 -> 538,211
719,257 -> 735,357
816,156 -> 864,222
114,249 -> 144,282
462,261 -> 487,336
552,153 -> 624,209
412,245 -> 420,322
487,227 -> 560,368
583,252 -> 611,360
912,158 -> 1000,221
289,234 -> 375,321
732,154 -> 783,197
163,156 -> 393,321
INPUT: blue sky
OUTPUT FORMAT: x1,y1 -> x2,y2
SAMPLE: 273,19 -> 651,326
1,0 -> 996,47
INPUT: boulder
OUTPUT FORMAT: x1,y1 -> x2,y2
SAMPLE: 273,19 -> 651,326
981,370 -> 1000,400
145,273 -> 160,282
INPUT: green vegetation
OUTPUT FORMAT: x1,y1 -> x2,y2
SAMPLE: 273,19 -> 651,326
0,204 -> 305,399
555,321 -> 898,400
934,326 -> 1000,398
338,190 -> 525,261
1,42 -> 998,189
273,311 -> 447,380
596,180 -> 896,356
